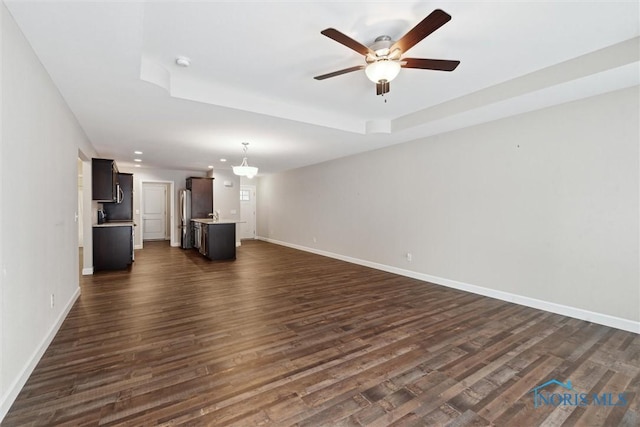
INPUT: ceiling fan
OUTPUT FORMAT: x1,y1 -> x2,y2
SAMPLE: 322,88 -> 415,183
314,9 -> 460,96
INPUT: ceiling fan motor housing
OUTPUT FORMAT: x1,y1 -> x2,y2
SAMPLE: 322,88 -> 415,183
369,35 -> 394,58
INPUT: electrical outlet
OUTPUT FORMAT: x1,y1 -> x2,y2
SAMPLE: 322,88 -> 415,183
313,237 -> 317,243
50,294 -> 55,308
406,253 -> 412,262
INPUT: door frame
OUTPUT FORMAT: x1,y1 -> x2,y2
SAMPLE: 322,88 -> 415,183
141,183 -> 168,241
139,179 -> 175,250
78,150 -> 93,275
240,184 -> 257,240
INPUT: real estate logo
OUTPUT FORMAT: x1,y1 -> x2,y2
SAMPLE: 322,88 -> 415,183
530,379 -> 628,408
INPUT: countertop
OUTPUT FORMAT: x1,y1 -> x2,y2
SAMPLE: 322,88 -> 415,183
191,218 -> 245,225
93,221 -> 135,228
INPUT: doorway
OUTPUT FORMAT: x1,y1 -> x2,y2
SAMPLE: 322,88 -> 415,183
240,185 -> 256,240
78,151 -> 92,275
142,183 -> 169,241
77,158 -> 84,276
77,158 -> 84,248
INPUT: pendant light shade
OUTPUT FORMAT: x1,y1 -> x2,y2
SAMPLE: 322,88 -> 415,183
232,143 -> 258,179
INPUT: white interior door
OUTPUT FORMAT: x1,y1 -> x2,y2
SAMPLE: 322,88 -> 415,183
240,185 -> 256,239
143,183 -> 167,240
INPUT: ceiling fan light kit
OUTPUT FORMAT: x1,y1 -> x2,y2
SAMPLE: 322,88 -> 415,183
314,9 -> 460,96
232,142 -> 258,179
365,60 -> 401,84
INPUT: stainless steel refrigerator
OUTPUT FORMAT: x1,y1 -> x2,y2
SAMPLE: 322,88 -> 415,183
179,189 -> 192,248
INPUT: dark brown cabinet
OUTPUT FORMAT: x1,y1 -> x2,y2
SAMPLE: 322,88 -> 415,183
200,223 -> 236,260
103,173 -> 133,221
93,226 -> 133,270
92,158 -> 118,202
187,177 -> 214,218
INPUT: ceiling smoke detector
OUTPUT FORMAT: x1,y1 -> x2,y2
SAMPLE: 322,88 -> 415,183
175,56 -> 190,67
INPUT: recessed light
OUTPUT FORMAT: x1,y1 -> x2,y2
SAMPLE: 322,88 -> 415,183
220,158 -> 227,162
208,165 -> 214,169
134,159 -> 142,162
134,151 -> 143,155
135,164 -> 141,168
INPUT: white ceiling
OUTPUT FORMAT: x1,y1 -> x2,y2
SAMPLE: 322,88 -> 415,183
5,1 -> 640,175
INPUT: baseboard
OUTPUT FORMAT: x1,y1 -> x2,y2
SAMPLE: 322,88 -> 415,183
135,244 -> 143,250
0,287 -> 81,421
236,241 -> 241,247
81,267 -> 93,276
257,236 -> 640,334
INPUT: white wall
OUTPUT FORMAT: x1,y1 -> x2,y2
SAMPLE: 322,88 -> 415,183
257,87 -> 639,330
209,168 -> 240,219
209,169 -> 241,244
0,3 -> 4,419
1,3 -> 97,419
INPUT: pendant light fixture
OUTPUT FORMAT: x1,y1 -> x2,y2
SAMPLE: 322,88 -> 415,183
232,142 -> 258,179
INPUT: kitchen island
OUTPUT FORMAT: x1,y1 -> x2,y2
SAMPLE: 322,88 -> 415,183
93,221 -> 134,270
191,219 -> 242,260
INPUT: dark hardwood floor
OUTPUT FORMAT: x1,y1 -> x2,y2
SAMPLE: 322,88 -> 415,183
4,240 -> 639,426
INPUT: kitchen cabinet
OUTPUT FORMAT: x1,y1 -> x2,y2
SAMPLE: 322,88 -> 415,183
92,158 -> 119,202
187,177 -> 214,219
197,221 -> 236,260
103,173 -> 133,220
205,223 -> 236,260
93,225 -> 133,270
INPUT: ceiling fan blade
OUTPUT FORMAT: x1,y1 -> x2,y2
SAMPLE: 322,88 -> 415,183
390,9 -> 451,54
314,65 -> 365,80
402,58 -> 460,71
321,28 -> 374,56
